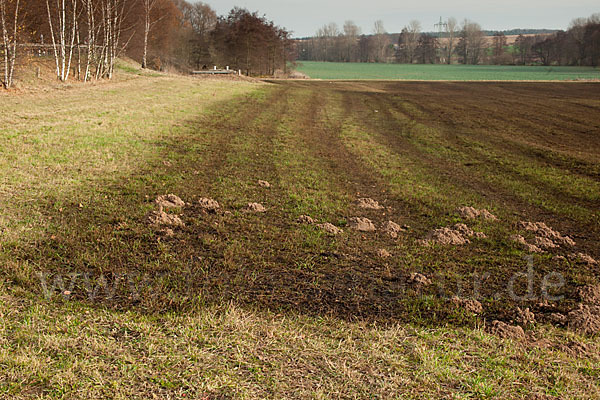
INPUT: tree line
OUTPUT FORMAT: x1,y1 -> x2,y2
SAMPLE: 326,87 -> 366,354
0,0 -> 292,89
297,13 -> 600,66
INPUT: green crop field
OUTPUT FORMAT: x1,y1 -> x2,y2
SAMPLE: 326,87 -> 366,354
295,61 -> 600,81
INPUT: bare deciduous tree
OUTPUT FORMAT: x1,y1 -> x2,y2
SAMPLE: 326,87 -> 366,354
457,19 -> 485,64
0,0 -> 20,89
397,20 -> 421,63
342,20 -> 360,62
444,17 -> 457,64
372,20 -> 389,62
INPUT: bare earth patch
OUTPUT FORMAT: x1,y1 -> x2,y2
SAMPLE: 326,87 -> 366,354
578,285 -> 600,305
516,307 -> 536,327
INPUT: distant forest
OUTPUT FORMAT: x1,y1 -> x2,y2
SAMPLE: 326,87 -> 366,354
296,16 -> 600,66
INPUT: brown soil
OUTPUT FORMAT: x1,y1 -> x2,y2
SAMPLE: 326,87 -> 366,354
578,285 -> 600,305
516,307 -> 536,326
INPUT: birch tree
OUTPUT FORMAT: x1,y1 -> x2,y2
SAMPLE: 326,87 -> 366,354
84,0 -> 96,81
0,0 -> 20,89
141,0 -> 159,68
97,0 -> 128,79
46,0 -> 78,81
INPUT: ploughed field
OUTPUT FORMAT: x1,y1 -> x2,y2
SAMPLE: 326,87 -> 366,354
1,76 -> 600,398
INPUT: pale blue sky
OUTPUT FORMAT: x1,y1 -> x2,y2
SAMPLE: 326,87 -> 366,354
204,0 -> 598,37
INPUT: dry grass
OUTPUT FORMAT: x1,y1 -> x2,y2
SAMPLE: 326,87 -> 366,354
1,291 -> 599,399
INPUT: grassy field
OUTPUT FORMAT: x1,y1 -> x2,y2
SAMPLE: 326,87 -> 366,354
1,70 -> 600,398
295,61 -> 600,81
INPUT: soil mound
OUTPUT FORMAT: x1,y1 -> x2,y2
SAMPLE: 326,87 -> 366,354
451,296 -> 483,314
148,210 -> 184,227
298,215 -> 315,224
381,220 -> 404,239
578,285 -> 600,305
427,227 -> 469,245
409,273 -> 432,287
491,320 -> 526,340
570,253 -> 598,265
356,198 -> 383,210
456,206 -> 497,221
198,198 -> 220,212
155,194 -> 185,208
516,307 -> 536,326
511,234 -> 543,253
422,223 -> 486,246
519,221 -> 575,247
348,217 -> 376,232
318,223 -> 343,235
246,203 -> 266,213
377,249 -> 392,258
533,236 -> 559,250
568,305 -> 600,335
